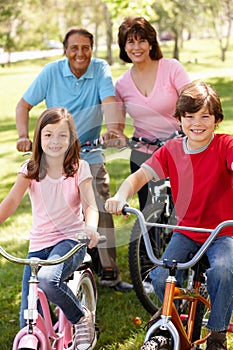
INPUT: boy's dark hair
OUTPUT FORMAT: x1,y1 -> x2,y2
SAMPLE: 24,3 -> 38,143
63,27 -> 94,50
174,82 -> 224,122
118,16 -> 163,63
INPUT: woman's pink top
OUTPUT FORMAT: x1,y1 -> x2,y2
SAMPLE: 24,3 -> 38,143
116,58 -> 191,153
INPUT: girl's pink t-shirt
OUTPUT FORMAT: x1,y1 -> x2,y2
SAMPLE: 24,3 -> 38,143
20,159 -> 92,252
115,58 -> 191,153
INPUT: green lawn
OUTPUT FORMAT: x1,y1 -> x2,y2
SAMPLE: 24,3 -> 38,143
0,38 -> 233,349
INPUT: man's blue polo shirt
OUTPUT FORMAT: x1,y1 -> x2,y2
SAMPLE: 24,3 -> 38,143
23,57 -> 115,164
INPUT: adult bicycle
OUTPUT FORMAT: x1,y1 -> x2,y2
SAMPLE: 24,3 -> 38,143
0,236 -> 105,350
127,132 -> 183,315
123,206 -> 233,350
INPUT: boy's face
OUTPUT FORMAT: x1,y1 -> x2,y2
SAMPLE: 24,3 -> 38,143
181,106 -> 220,151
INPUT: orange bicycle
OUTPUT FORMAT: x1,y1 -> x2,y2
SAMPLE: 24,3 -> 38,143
123,206 -> 233,350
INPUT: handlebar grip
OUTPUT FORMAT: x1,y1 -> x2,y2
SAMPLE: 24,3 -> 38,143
97,235 -> 107,244
122,204 -> 129,216
77,233 -> 107,245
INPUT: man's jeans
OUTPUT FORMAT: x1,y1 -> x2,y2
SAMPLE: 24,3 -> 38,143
20,239 -> 86,328
150,232 -> 233,331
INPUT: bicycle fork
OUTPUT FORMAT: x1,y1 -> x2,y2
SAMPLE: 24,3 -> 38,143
12,260 -> 50,350
144,267 -> 191,350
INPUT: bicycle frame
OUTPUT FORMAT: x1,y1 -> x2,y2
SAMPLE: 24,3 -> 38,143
123,207 -> 233,350
0,243 -> 96,350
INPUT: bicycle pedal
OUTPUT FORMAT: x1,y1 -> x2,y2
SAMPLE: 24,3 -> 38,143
100,267 -> 117,281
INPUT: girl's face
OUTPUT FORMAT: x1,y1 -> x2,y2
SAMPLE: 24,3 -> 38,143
125,35 -> 152,64
181,106 -> 219,150
41,120 -> 70,158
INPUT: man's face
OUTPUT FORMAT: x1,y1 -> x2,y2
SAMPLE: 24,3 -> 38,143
65,33 -> 92,78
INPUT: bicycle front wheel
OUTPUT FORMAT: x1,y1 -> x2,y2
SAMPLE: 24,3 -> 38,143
128,203 -> 174,315
68,268 -> 97,321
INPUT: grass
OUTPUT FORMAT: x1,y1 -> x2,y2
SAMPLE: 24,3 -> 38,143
0,38 -> 233,349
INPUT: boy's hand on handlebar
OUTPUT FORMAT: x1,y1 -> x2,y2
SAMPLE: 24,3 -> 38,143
105,195 -> 127,215
16,137 -> 32,152
84,226 -> 100,249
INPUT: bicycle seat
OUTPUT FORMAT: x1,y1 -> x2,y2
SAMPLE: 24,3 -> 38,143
65,253 -> 92,282
190,252 -> 210,272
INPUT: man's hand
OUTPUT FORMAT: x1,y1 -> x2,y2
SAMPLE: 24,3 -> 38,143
16,137 -> 32,152
102,130 -> 127,148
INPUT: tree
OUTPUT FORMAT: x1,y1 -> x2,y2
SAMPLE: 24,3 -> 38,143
152,0 -> 201,60
202,0 -> 233,61
0,0 -> 22,63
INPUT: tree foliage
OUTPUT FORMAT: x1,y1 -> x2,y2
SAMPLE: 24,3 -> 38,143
0,0 -> 232,63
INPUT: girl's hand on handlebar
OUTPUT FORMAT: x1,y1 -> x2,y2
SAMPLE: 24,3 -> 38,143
105,195 -> 126,215
84,226 -> 100,249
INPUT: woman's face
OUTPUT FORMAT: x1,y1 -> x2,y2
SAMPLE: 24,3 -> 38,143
41,120 -> 70,158
125,34 -> 152,64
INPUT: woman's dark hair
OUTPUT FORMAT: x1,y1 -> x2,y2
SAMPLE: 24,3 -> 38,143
174,82 -> 224,123
63,27 -> 94,50
26,107 -> 80,181
118,17 -> 163,63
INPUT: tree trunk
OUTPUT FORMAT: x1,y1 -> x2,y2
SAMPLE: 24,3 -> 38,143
102,2 -> 113,65
173,34 -> 179,60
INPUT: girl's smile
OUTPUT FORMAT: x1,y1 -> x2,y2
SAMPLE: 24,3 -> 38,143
41,120 -> 70,157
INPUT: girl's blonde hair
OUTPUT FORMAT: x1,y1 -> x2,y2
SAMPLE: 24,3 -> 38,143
26,107 -> 80,181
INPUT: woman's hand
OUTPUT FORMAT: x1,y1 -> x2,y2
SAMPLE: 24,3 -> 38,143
102,130 -> 127,148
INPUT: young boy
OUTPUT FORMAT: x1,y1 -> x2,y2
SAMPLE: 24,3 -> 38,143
105,82 -> 233,350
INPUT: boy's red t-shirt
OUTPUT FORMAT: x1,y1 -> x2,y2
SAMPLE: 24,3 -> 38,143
143,134 -> 233,243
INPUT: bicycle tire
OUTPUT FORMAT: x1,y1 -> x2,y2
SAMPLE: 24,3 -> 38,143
67,268 -> 98,347
140,335 -> 172,350
70,269 -> 97,319
128,203 -> 174,315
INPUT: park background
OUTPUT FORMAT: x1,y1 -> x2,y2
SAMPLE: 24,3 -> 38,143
1,1 -> 233,349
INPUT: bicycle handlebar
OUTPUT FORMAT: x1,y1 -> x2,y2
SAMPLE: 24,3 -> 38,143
80,130 -> 184,153
128,130 -> 184,149
0,235 -> 106,267
123,206 -> 233,270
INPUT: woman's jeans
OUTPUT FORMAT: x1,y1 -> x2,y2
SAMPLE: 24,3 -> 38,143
20,239 -> 86,329
150,232 -> 233,331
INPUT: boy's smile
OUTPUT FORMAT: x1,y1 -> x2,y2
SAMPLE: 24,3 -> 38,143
181,106 -> 219,150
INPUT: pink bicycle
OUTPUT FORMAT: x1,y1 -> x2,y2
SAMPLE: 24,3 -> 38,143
0,237 -> 104,350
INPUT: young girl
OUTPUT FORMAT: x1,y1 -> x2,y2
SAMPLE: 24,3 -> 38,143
105,82 -> 233,350
0,107 -> 99,350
